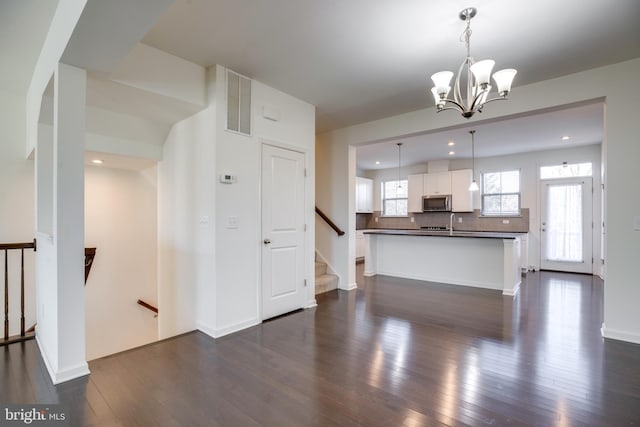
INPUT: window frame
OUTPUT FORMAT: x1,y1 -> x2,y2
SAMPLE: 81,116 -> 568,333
480,169 -> 522,217
381,179 -> 408,217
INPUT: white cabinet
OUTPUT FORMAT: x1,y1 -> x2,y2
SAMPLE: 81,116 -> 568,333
408,174 -> 424,213
355,177 -> 373,213
451,169 -> 474,212
356,230 -> 366,258
423,172 -> 452,196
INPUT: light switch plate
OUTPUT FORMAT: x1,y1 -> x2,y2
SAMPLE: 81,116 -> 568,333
227,216 -> 239,229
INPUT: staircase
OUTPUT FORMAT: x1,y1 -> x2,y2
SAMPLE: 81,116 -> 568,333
315,260 -> 338,294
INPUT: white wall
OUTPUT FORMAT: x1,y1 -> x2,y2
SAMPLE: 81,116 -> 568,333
84,165 -> 158,360
0,89 -> 37,336
158,107 -> 214,339
158,65 -> 316,340
317,58 -> 640,344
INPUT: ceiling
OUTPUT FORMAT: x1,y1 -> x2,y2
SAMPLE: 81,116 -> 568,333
142,0 -> 640,134
356,101 -> 604,170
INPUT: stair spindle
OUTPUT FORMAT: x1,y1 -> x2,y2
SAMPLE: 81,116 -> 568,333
20,249 -> 25,337
4,250 -> 8,340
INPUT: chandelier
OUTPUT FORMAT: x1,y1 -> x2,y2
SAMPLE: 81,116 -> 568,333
430,7 -> 517,119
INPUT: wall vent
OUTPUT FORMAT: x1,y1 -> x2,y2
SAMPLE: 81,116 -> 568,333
226,70 -> 251,135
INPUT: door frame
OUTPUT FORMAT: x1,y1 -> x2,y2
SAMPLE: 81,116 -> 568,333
539,177 -> 593,273
258,139 -> 314,321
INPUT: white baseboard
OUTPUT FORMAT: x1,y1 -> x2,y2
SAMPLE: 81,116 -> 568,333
340,282 -> 357,291
502,280 -> 521,297
198,317 -> 260,339
305,299 -> 318,308
36,336 -> 90,385
601,323 -> 640,344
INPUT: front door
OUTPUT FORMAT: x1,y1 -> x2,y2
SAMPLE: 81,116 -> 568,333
540,178 -> 593,273
261,144 -> 306,320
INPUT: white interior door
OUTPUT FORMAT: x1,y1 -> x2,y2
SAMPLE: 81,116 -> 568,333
540,178 -> 593,273
261,144 -> 306,320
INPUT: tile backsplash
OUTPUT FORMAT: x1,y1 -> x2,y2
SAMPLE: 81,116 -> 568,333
357,208 -> 529,233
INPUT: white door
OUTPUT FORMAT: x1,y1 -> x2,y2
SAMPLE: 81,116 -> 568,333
540,178 -> 593,273
261,144 -> 306,320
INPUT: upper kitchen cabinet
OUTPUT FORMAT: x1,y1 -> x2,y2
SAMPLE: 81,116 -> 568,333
423,172 -> 452,196
408,174 -> 424,213
355,177 -> 374,213
451,169 -> 474,212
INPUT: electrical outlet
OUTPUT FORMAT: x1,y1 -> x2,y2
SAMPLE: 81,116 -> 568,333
502,219 -> 510,224
458,217 -> 463,223
375,217 -> 379,223
410,217 -> 415,223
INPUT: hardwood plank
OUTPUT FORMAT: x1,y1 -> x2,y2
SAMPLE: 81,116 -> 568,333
2,267 -> 640,425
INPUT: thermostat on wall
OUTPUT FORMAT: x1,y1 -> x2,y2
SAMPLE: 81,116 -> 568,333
219,174 -> 237,184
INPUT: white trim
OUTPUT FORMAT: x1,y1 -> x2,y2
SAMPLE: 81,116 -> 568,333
36,336 -> 90,385
601,323 -> 640,345
198,317 -> 261,339
305,299 -> 318,308
341,282 -> 358,291
502,281 -> 521,296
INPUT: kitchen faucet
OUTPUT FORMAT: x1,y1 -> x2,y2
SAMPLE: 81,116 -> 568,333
449,213 -> 455,236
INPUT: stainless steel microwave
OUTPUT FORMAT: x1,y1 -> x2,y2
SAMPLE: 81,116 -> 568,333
423,195 -> 451,212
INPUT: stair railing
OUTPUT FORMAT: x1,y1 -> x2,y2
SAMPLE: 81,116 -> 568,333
1,240 -> 36,344
1,240 -> 98,346
137,299 -> 158,318
315,206 -> 345,236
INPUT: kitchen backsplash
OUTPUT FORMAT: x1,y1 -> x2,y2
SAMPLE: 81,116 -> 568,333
357,208 -> 529,233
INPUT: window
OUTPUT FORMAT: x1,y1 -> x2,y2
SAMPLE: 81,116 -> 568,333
540,162 -> 592,179
481,170 -> 520,216
381,180 -> 408,216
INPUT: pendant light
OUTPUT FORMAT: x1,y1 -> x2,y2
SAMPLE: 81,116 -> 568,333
396,142 -> 403,189
469,130 -> 479,191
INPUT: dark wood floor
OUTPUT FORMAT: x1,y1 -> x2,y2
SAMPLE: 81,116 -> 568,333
2,266 -> 640,426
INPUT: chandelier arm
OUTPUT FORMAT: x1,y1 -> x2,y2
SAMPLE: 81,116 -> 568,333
438,98 -> 466,112
480,96 -> 509,105
468,88 -> 490,111
436,106 -> 465,114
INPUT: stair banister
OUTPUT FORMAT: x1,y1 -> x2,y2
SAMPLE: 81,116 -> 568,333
315,206 -> 345,236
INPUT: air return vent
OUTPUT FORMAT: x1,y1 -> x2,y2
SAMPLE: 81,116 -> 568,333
226,70 -> 251,135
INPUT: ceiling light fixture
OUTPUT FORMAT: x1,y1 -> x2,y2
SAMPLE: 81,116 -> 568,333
448,141 -> 455,146
449,151 -> 455,156
375,161 -> 380,165
468,130 -> 479,191
561,135 -> 570,140
430,7 -> 517,119
91,159 -> 104,164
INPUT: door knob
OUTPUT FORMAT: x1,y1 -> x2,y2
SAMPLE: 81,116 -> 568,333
263,239 -> 271,244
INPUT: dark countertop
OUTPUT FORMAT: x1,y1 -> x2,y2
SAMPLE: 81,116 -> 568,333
363,229 -> 525,239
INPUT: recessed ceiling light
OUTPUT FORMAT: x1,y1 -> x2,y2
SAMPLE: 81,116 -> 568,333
561,135 -> 570,140
448,141 -> 455,146
91,159 -> 104,164
448,151 -> 455,156
375,161 -> 380,165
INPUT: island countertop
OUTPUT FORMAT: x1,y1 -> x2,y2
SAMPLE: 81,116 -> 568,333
363,229 -> 525,239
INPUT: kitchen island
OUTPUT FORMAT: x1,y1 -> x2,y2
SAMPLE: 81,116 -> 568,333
364,229 -> 523,296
